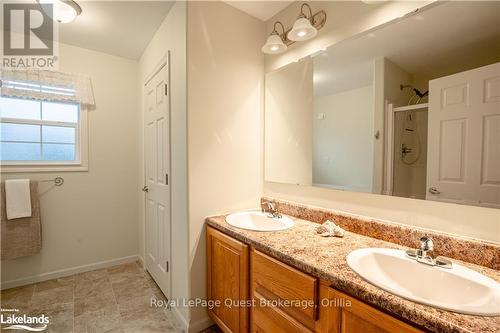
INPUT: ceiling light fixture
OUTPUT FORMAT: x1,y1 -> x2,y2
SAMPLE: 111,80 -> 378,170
37,0 -> 82,23
288,3 -> 318,42
261,21 -> 287,55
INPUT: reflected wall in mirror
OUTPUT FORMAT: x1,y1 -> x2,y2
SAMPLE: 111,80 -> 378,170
265,1 -> 500,208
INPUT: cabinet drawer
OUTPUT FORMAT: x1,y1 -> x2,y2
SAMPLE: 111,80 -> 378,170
252,292 -> 313,333
251,249 -> 318,327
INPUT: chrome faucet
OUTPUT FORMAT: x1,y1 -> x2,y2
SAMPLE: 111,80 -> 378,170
406,236 -> 453,269
261,201 -> 282,219
417,236 -> 433,258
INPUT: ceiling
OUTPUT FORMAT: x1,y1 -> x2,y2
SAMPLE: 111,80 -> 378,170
57,0 -> 290,59
58,1 -> 174,60
313,1 -> 500,97
222,1 -> 293,21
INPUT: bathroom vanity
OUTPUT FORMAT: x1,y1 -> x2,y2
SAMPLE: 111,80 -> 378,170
207,226 -> 420,333
206,200 -> 500,333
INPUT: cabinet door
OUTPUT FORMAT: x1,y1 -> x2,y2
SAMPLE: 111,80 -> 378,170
207,227 -> 249,333
330,289 -> 423,333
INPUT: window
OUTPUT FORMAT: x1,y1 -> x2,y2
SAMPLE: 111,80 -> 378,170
0,96 -> 88,172
0,70 -> 94,172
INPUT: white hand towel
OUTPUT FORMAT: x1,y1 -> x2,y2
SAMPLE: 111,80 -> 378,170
5,179 -> 32,220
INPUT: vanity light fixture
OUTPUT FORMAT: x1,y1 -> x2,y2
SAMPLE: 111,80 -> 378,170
37,0 -> 82,23
262,3 -> 326,55
288,3 -> 318,41
261,21 -> 288,54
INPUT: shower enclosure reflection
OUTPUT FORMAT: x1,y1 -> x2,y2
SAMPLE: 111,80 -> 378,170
392,105 -> 428,200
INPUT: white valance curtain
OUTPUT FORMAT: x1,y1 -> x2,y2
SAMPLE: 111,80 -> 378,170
0,69 -> 96,110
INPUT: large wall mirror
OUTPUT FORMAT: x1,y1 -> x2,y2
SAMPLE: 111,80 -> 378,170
265,1 -> 500,208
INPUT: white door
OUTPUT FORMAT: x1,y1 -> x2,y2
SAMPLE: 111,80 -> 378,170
143,55 -> 171,297
427,62 -> 500,208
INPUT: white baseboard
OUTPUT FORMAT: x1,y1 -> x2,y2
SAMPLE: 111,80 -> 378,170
1,255 -> 139,290
137,254 -> 145,268
189,316 -> 214,333
172,306 -> 189,332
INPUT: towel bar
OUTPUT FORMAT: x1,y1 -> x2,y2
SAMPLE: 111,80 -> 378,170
40,176 -> 64,186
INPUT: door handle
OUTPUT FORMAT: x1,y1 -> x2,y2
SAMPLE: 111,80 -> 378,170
142,186 -> 149,192
428,187 -> 440,195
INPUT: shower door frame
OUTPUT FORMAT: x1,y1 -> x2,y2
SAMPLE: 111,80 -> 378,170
384,101 -> 428,196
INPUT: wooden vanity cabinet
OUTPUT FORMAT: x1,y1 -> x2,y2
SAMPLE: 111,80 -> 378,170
319,288 -> 423,333
207,226 -> 424,333
207,227 -> 249,333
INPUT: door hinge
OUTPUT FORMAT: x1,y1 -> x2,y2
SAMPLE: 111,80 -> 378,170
165,173 -> 169,185
164,83 -> 168,96
166,261 -> 169,272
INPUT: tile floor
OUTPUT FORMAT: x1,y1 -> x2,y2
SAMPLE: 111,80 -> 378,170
0,261 -> 186,332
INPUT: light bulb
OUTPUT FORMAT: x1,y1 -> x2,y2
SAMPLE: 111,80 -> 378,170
287,17 -> 317,41
261,33 -> 287,55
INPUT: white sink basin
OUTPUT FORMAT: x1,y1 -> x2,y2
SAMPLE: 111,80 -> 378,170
347,248 -> 500,316
226,211 -> 294,231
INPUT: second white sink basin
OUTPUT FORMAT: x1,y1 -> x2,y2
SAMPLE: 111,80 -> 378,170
226,211 -> 294,231
347,248 -> 500,316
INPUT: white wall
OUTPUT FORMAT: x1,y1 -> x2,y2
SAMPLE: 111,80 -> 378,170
137,1 -> 190,325
265,58 -> 313,186
187,1 -> 265,330
264,1 -> 500,243
1,43 -> 140,283
313,85 -> 374,192
383,58 -> 414,107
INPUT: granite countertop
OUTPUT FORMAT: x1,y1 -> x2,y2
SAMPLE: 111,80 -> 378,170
206,214 -> 500,333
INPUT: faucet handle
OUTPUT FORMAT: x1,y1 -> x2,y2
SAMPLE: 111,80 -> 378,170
419,236 -> 433,252
261,201 -> 274,211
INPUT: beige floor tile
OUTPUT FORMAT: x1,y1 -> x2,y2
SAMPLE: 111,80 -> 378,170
121,309 -> 172,333
0,284 -> 35,308
143,274 -> 166,301
117,294 -> 165,322
163,309 -> 186,332
74,291 -> 117,317
0,262 -> 185,333
31,285 -> 74,307
107,263 -> 144,284
149,284 -> 167,301
75,268 -> 109,282
35,276 -> 74,293
111,279 -> 151,304
24,302 -> 74,333
74,305 -> 122,333
75,276 -> 113,300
